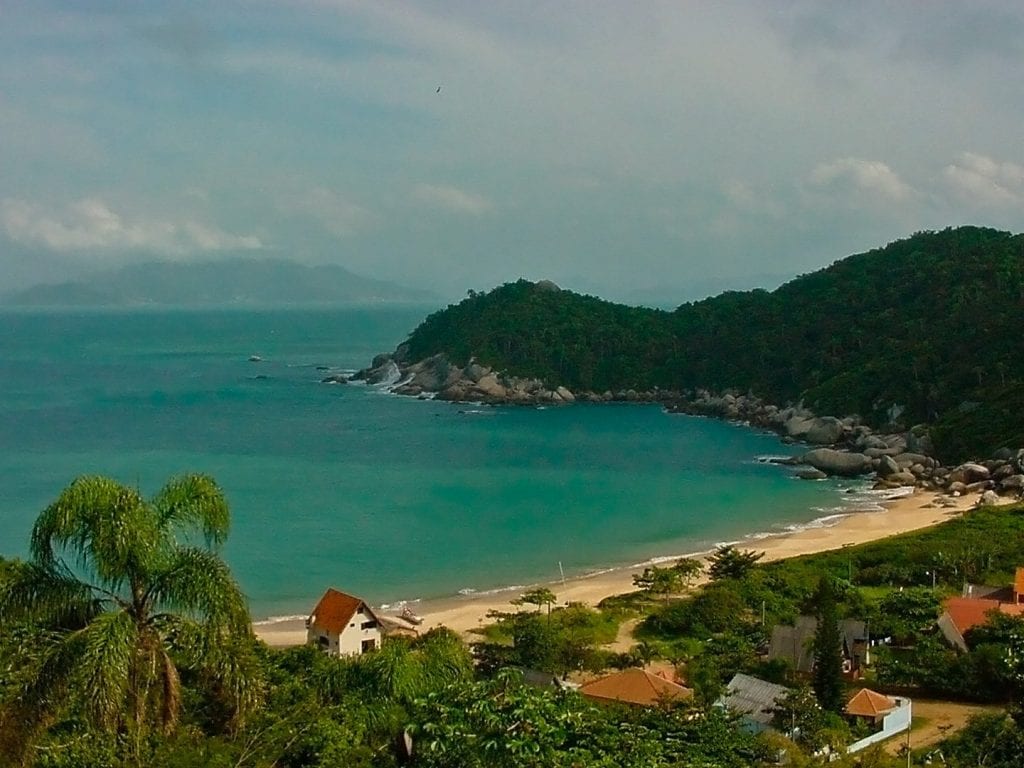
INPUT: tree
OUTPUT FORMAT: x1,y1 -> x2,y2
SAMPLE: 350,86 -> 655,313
512,587 -> 557,618
811,577 -> 845,713
707,546 -> 764,581
671,557 -> 704,588
770,686 -> 847,752
0,474 -> 258,752
632,566 -> 682,602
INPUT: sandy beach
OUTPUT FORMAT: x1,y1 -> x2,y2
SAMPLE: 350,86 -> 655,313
254,489 -> 999,647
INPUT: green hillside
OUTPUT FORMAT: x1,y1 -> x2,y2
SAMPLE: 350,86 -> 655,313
404,226 -> 1024,461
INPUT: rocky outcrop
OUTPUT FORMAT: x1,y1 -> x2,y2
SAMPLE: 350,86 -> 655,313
663,389 -> 1024,498
350,351 -> 595,406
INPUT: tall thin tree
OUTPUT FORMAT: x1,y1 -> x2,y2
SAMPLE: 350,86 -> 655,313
811,576 -> 845,713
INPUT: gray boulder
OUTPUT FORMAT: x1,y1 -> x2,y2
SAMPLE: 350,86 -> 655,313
947,481 -> 968,496
805,417 -> 845,445
889,471 -> 918,486
802,448 -> 871,477
876,455 -> 900,477
980,490 -> 1001,506
796,468 -> 828,480
783,414 -> 815,439
999,474 -> 1024,493
956,463 -> 991,483
475,374 -> 507,399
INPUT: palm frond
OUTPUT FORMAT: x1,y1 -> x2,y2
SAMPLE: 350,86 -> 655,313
70,610 -> 137,729
0,560 -> 106,629
30,476 -> 158,589
19,627 -> 89,721
147,547 -> 250,633
151,474 -> 230,548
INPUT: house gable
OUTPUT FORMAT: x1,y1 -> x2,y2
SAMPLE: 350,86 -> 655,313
307,587 -> 382,656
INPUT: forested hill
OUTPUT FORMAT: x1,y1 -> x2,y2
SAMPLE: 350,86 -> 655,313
404,226 -> 1024,461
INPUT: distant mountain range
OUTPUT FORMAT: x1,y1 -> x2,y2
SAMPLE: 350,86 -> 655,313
1,258 -> 438,307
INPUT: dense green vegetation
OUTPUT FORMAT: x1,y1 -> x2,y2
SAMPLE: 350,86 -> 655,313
0,475 -> 774,767
404,226 -> 1024,461
637,503 -> 1024,709
5,475 -> 1024,766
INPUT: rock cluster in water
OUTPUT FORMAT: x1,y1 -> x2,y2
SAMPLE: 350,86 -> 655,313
346,351 -> 1024,500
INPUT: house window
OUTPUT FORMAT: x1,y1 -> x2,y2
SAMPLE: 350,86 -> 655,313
361,638 -> 377,653
361,620 -> 378,630
317,635 -> 329,648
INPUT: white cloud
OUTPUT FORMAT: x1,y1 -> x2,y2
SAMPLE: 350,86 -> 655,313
278,186 -> 378,237
721,179 -> 786,219
943,152 -> 1024,208
0,197 -> 261,253
808,158 -> 914,202
413,183 -> 492,215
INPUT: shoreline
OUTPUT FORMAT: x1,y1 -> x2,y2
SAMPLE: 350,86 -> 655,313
254,488 -> 1000,647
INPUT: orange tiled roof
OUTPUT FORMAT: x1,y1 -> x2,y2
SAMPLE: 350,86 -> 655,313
844,688 -> 896,718
579,668 -> 693,707
308,588 -> 373,635
943,596 -> 1024,636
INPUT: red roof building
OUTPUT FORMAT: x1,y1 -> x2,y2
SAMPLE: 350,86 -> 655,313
306,588 -> 382,656
579,668 -> 693,707
845,688 -> 898,723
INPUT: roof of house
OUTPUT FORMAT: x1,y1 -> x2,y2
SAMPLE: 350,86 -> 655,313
768,616 -> 817,673
717,673 -> 790,726
943,596 -> 1024,637
578,668 -> 693,707
768,617 -> 868,673
308,588 -> 378,635
1015,567 -> 1024,600
844,688 -> 897,718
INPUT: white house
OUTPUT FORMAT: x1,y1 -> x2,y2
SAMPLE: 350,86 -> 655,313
306,588 -> 382,656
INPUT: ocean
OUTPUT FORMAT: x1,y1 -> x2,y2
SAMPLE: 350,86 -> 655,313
0,307 -> 875,619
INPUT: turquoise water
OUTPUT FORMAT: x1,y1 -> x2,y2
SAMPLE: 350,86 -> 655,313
0,308 -> 857,618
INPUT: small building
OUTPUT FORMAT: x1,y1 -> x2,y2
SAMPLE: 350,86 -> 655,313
578,668 -> 693,708
768,617 -> 870,676
844,688 -> 912,753
306,588 -> 382,656
716,673 -> 790,734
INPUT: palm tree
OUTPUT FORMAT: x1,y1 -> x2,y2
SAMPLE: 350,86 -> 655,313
0,474 -> 258,743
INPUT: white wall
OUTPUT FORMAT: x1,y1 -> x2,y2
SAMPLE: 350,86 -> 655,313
847,698 -> 912,754
337,606 -> 382,656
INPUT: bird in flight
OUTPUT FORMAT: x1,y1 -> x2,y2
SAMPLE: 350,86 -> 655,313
436,86 -> 441,93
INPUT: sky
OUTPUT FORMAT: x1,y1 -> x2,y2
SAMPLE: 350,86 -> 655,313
2,1 -> 1024,304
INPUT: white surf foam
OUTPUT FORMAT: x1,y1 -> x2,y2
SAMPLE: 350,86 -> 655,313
252,614 -> 307,626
